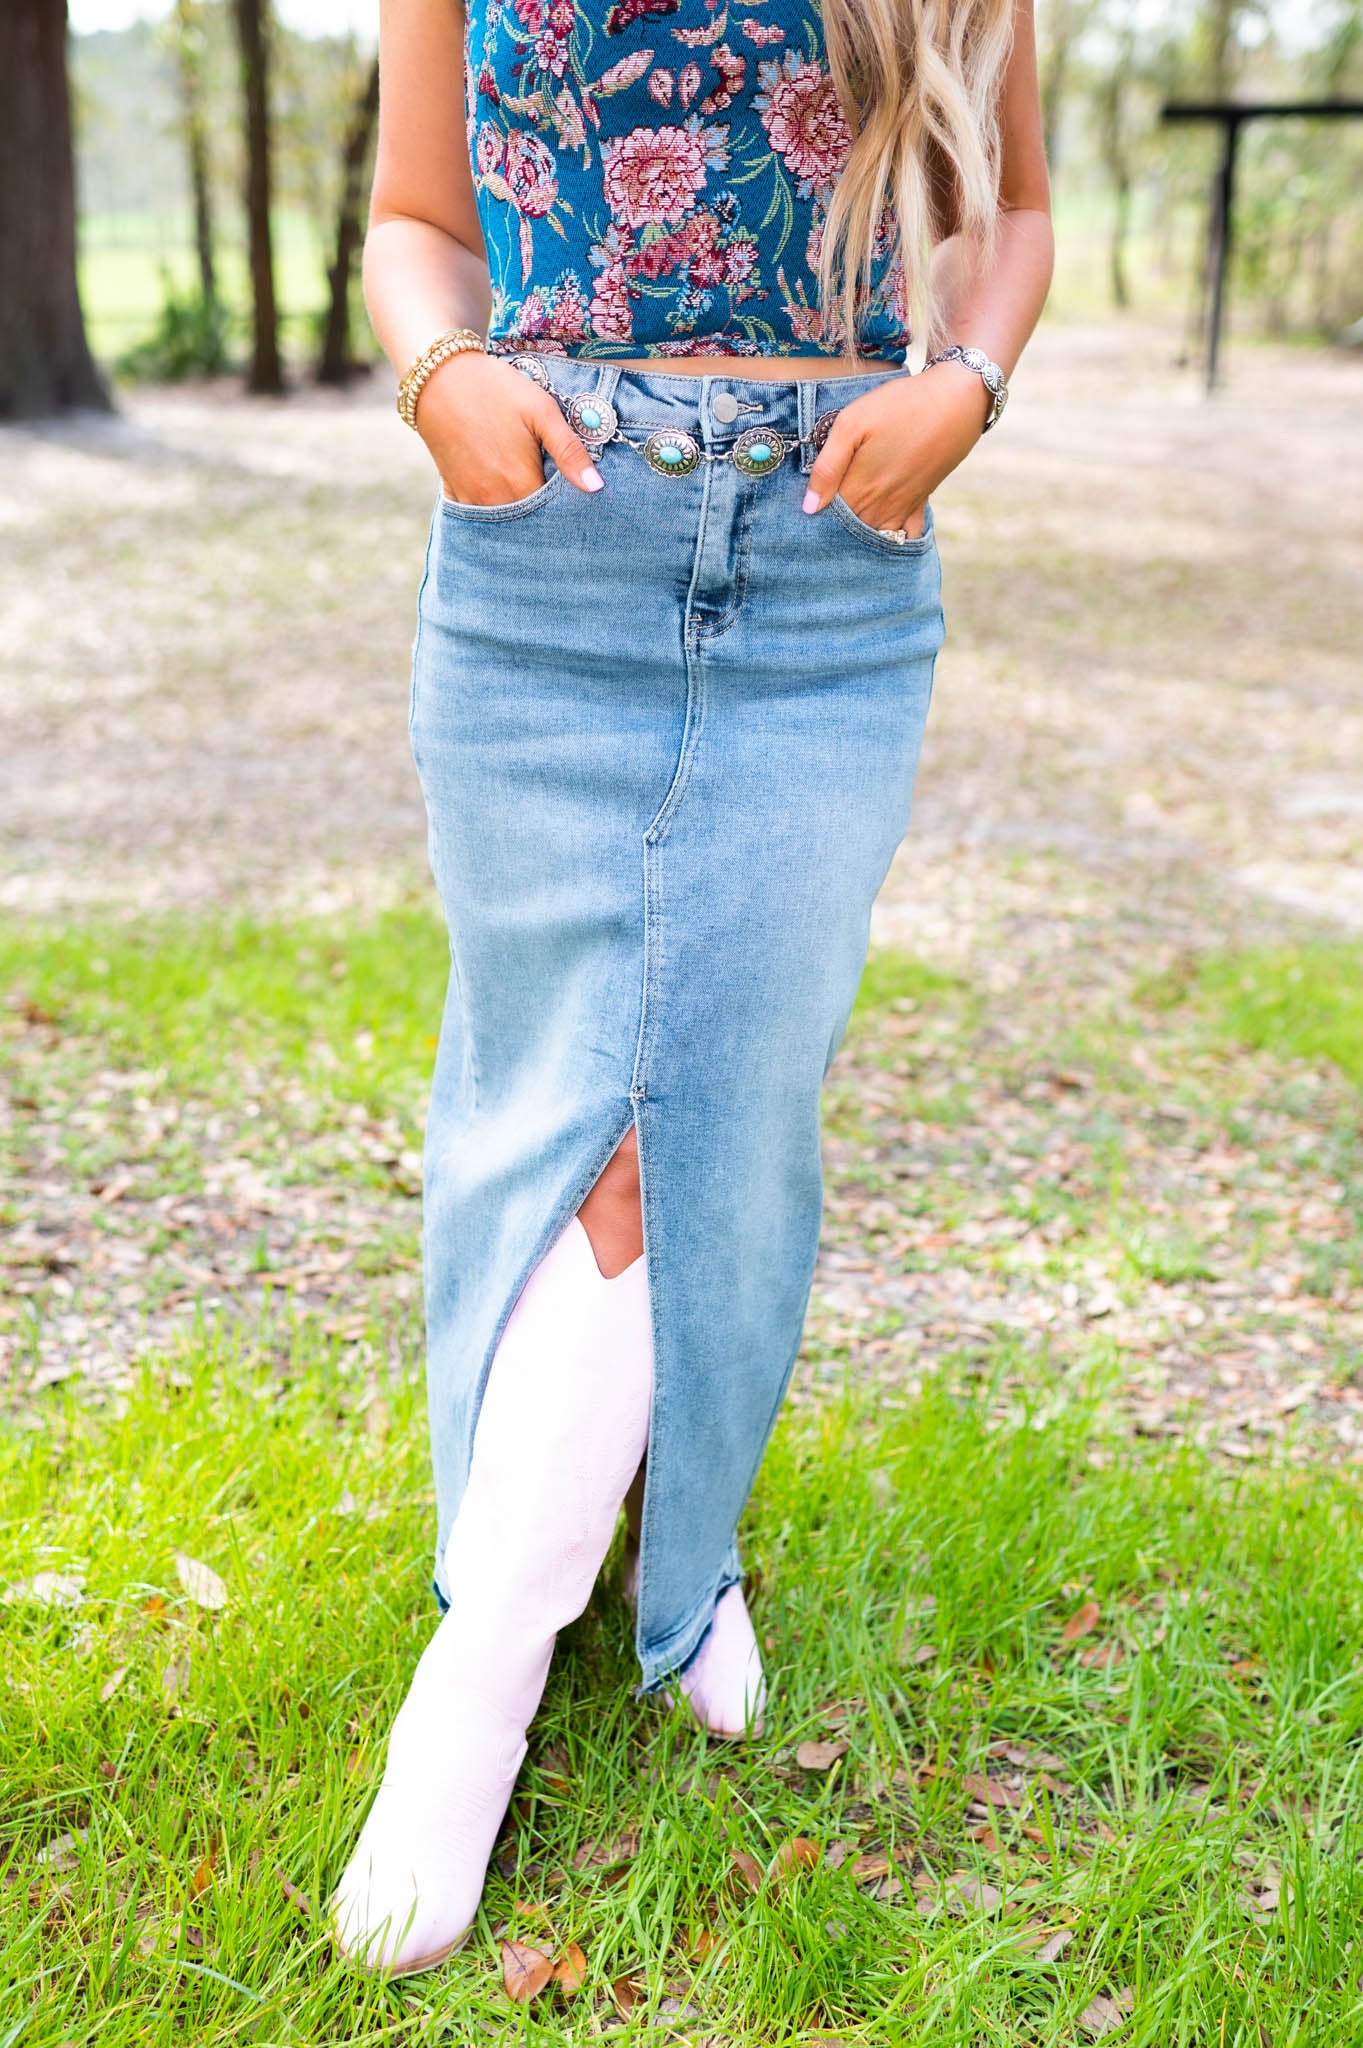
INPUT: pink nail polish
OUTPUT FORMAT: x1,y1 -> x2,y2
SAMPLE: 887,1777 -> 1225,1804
801,489 -> 820,515
583,465 -> 604,492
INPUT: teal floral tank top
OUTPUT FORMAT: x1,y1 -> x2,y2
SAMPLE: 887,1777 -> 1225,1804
463,0 -> 910,360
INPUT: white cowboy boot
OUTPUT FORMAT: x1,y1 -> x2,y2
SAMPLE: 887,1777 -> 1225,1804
623,1522 -> 766,1739
331,1218 -> 654,1975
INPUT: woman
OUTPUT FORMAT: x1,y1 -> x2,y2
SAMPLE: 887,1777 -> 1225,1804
332,0 -> 1052,1975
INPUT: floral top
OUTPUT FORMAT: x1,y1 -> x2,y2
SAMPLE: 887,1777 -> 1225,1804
464,0 -> 909,359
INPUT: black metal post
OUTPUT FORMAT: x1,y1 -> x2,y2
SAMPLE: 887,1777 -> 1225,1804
1204,113 -> 1241,393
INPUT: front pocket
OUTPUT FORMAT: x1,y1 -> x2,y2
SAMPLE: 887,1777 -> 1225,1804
439,467 -> 567,524
830,493 -> 936,558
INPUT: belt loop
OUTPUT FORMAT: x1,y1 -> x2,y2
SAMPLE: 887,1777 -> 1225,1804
796,379 -> 819,473
594,363 -> 623,406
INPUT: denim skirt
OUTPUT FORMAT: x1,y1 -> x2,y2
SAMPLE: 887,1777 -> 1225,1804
409,360 -> 945,1694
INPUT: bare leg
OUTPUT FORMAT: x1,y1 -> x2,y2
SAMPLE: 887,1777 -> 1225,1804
577,1128 -> 644,1277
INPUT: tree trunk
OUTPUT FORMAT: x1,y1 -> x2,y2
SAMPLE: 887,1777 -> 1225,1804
317,54 -> 380,386
0,0 -> 110,419
173,0 -> 217,305
1096,38 -> 1135,313
235,0 -> 282,393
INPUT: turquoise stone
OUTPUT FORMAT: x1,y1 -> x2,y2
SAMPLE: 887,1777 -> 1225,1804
659,446 -> 684,466
748,442 -> 772,463
580,405 -> 602,429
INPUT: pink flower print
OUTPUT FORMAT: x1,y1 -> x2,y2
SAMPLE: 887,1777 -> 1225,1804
754,52 -> 851,197
505,131 -> 558,217
600,115 -> 728,230
700,42 -> 745,114
548,271 -> 591,339
517,288 -> 551,336
648,66 -> 674,106
519,214 -> 535,285
721,236 -> 759,286
741,16 -> 783,42
476,121 -> 505,176
534,27 -> 571,75
679,60 -> 702,107
477,63 -> 502,106
589,259 -> 635,340
550,0 -> 575,31
512,0 -> 544,33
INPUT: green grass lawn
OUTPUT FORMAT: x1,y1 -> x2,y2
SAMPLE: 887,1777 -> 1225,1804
4,914 -> 1363,2043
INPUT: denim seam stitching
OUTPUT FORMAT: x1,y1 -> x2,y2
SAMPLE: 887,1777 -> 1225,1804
694,477 -> 757,642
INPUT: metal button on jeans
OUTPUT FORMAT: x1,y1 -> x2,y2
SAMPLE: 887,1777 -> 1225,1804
710,392 -> 740,424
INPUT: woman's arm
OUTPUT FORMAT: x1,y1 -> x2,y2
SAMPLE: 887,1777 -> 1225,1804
804,0 -> 1055,531
363,0 -> 600,504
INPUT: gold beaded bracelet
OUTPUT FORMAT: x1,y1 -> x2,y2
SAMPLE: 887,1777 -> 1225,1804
396,328 -> 486,430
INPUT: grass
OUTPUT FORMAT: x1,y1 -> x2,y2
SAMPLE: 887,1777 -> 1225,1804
3,913 -> 1363,2041
6,1323 -> 1363,2045
1195,946 -> 1363,1092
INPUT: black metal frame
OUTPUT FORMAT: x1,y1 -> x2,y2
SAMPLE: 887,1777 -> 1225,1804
1161,100 -> 1363,392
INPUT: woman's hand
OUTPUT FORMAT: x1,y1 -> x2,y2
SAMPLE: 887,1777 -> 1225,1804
802,362 -> 991,536
417,352 -> 604,506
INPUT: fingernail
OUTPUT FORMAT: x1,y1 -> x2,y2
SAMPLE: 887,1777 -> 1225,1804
802,489 -> 820,515
583,465 -> 604,492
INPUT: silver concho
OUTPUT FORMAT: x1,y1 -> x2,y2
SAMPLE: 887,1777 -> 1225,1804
731,426 -> 787,478
642,429 -> 701,478
508,352 -> 552,388
810,409 -> 839,456
565,392 -> 619,448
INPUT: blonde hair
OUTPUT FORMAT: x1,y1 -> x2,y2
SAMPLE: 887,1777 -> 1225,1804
818,0 -> 1015,353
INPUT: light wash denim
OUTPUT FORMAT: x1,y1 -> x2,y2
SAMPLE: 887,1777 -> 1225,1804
409,360 -> 945,1694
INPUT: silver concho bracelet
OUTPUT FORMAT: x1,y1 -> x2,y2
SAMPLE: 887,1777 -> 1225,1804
923,345 -> 1009,431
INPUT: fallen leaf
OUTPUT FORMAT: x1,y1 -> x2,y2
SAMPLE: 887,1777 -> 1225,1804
1017,1924 -> 1074,1965
100,1665 -> 128,1703
770,1837 -> 822,1883
502,1939 -> 553,2003
947,1873 -> 1002,1913
824,1841 -> 850,1870
174,1554 -> 227,1610
1078,1988 -> 1135,2038
35,1829 -> 86,1873
970,1824 -> 1000,1850
277,1869 -> 310,1916
143,1595 -> 168,1623
852,1853 -> 893,1882
796,1739 -> 848,1771
611,1971 -> 643,2017
191,1852 -> 216,1897
963,1772 -> 1021,1808
1062,1600 -> 1101,1643
2,1571 -> 84,1607
906,1643 -> 938,1665
731,1849 -> 765,1893
1080,1642 -> 1124,1670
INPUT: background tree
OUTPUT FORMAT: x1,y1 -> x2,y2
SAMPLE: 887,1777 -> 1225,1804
1038,0 -> 1099,166
235,0 -> 282,393
1093,16 -> 1140,307
170,0 -> 218,307
0,0 -> 109,418
317,53 -> 380,385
